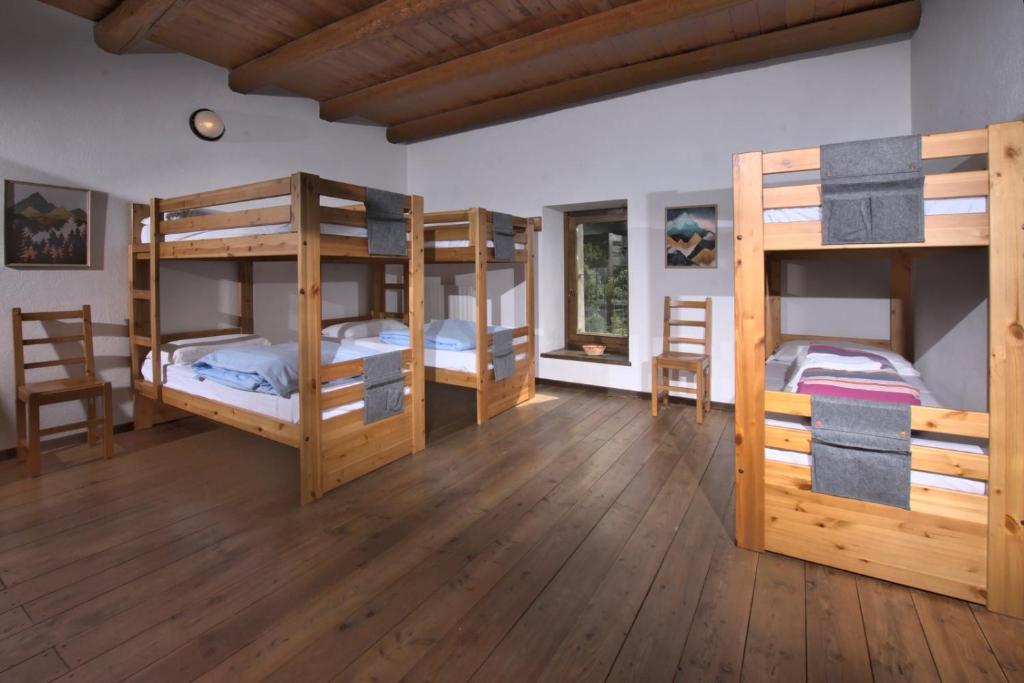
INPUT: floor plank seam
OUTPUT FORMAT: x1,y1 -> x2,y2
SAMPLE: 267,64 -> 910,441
118,391 -> 621,680
464,408 -> 687,681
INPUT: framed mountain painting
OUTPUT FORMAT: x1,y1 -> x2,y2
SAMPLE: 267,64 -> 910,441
665,205 -> 717,268
3,180 -> 91,268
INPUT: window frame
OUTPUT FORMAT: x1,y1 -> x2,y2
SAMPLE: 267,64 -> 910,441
563,207 -> 629,355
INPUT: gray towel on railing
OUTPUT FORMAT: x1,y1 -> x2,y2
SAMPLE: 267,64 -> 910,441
491,328 -> 515,381
820,135 -> 924,245
810,395 -> 911,509
365,187 -> 408,257
363,350 -> 405,424
492,212 -> 516,261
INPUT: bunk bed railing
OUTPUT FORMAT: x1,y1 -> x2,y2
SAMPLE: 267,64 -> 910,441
136,176 -> 415,251
759,128 -> 991,251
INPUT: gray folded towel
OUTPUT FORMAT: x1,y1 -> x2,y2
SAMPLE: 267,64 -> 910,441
810,395 -> 912,509
491,328 -> 515,381
363,350 -> 405,424
365,187 -> 408,257
820,135 -> 924,245
492,212 -> 516,261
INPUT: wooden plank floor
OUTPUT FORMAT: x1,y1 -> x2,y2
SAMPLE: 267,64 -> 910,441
0,385 -> 1020,682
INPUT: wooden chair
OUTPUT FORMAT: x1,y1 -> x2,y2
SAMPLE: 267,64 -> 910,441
12,306 -> 113,476
651,296 -> 712,423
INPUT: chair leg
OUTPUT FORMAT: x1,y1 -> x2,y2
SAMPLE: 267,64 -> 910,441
651,362 -> 659,417
102,383 -> 114,460
663,369 -> 670,406
15,399 -> 26,463
695,366 -> 705,425
27,399 -> 41,478
704,365 -> 712,415
86,396 -> 98,447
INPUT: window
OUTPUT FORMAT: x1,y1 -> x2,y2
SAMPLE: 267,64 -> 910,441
564,208 -> 628,355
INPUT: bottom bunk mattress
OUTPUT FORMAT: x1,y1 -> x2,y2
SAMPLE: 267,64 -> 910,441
763,356 -> 987,495
424,348 -> 528,374
142,340 -> 410,424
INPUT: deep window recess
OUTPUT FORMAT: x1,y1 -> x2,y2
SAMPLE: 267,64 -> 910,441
564,208 -> 628,355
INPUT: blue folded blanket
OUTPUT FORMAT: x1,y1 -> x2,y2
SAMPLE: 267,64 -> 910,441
193,341 -> 376,397
379,319 -> 503,351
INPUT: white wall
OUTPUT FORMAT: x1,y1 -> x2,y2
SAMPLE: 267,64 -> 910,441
408,40 -> 914,402
908,0 -> 1024,410
0,0 -> 406,448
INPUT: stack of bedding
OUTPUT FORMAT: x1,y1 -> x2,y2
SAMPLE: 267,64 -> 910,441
765,340 -> 987,495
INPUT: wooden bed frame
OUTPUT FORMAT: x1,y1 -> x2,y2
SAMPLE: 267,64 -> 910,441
423,208 -> 540,424
127,173 -> 426,504
733,122 -> 1023,617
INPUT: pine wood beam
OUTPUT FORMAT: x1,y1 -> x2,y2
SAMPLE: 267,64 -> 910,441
374,1 -> 920,142
229,0 -> 476,94
987,120 -> 1024,618
94,0 -> 185,54
320,0 -> 749,124
733,150 -> 766,552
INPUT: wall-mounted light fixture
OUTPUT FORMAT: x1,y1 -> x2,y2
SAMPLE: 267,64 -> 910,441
189,108 -> 225,141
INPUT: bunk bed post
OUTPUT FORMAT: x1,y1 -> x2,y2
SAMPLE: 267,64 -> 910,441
294,172 -> 323,504
148,197 -> 162,402
986,120 -> 1024,618
765,255 -> 782,356
526,217 -> 538,400
733,151 -> 766,551
471,208 -> 490,424
889,252 -> 913,357
238,261 -> 254,334
371,263 -> 386,318
410,195 -> 426,452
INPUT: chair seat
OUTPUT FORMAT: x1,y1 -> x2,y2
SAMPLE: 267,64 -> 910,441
17,376 -> 106,404
654,351 -> 709,369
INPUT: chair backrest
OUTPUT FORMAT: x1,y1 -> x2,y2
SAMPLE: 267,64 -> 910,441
11,306 -> 96,387
662,296 -> 712,356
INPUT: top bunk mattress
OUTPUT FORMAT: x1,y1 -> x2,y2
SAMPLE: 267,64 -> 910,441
763,196 -> 987,223
140,222 -> 366,244
140,222 -> 525,250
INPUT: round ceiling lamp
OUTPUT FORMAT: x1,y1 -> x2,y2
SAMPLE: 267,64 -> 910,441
189,108 -> 225,141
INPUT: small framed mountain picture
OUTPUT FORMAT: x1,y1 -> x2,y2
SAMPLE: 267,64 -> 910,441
4,180 -> 92,268
665,205 -> 717,268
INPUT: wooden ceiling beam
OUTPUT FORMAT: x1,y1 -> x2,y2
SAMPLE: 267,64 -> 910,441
384,1 -> 921,143
319,0 -> 750,123
94,0 -> 185,54
229,0 -> 478,94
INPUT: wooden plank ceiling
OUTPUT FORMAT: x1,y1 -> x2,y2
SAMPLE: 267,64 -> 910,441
41,0 -> 921,142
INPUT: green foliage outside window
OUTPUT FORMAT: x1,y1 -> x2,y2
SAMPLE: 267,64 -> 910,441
581,228 -> 628,336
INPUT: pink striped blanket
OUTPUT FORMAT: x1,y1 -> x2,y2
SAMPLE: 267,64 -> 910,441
795,344 -> 921,405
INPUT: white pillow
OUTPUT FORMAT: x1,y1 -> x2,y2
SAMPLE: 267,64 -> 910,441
770,339 -> 919,377
151,333 -> 271,366
322,318 -> 407,340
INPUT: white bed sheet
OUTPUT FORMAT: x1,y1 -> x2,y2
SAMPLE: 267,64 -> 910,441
764,447 -> 986,495
763,196 -> 987,223
763,358 -> 987,494
425,240 -> 525,250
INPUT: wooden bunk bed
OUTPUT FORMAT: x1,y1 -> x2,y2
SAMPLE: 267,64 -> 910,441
127,173 -> 426,504
422,208 -> 540,424
733,121 -> 1023,617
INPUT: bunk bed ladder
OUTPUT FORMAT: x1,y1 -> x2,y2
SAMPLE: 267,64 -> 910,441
127,202 -> 159,401
372,263 -> 409,321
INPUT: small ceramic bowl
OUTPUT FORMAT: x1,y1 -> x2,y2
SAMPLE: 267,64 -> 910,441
582,344 -> 606,356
